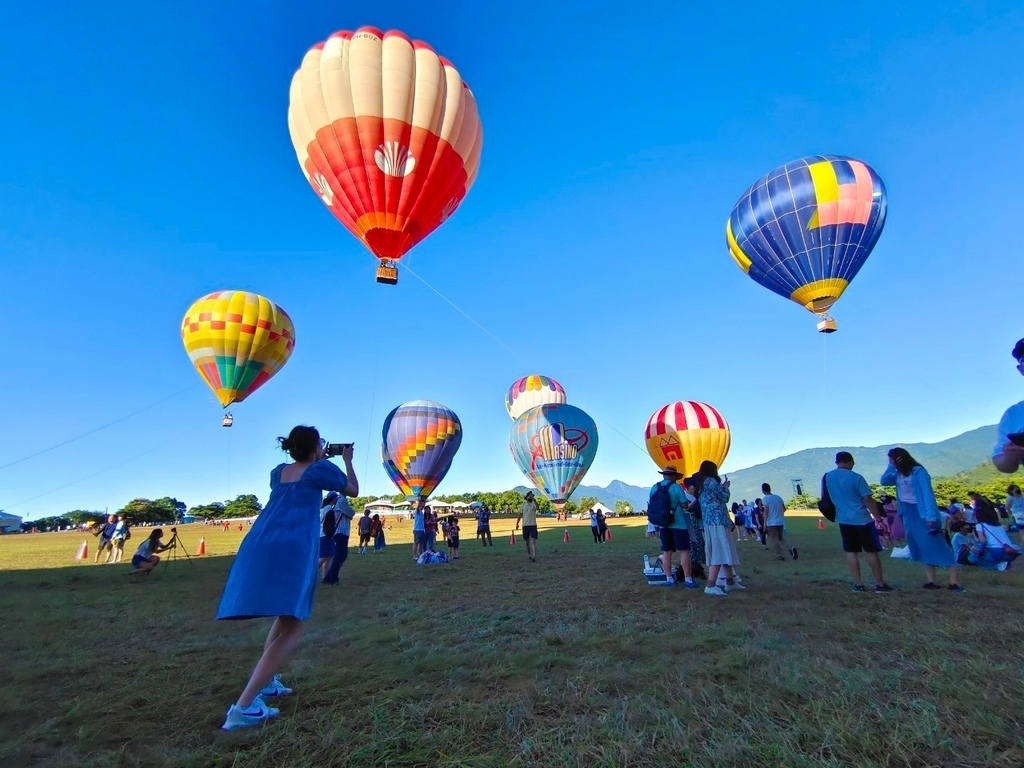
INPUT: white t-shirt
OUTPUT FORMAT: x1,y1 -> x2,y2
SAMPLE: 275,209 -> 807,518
762,494 -> 786,527
895,474 -> 916,504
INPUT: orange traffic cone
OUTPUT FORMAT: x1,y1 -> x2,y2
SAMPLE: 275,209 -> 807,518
563,528 -> 570,542
195,538 -> 206,556
818,518 -> 826,530
510,530 -> 517,545
75,541 -> 88,560
605,528 -> 612,541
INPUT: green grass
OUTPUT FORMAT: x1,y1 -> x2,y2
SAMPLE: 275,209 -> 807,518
1,517 -> 1023,767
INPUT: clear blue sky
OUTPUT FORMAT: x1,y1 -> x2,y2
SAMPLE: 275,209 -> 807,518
3,1 -> 1023,520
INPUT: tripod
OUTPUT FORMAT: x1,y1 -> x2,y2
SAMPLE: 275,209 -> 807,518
161,527 -> 196,571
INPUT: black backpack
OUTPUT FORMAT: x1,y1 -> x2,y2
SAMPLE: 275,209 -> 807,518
648,483 -> 674,527
322,508 -> 337,537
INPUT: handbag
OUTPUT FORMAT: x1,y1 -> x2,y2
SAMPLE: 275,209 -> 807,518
817,473 -> 837,522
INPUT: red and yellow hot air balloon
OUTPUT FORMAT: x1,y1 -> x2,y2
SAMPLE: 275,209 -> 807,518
288,27 -> 483,285
181,291 -> 295,408
644,401 -> 731,479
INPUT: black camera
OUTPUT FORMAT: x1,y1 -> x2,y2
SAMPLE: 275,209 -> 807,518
325,442 -> 354,458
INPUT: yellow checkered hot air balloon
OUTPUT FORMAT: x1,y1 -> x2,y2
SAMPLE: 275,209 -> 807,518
181,291 -> 295,408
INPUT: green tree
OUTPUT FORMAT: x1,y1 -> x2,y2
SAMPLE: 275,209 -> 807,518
65,510 -> 106,526
786,492 -> 819,509
188,501 -> 225,519
223,494 -> 262,519
577,496 -> 599,513
614,500 -> 634,516
117,498 -> 172,525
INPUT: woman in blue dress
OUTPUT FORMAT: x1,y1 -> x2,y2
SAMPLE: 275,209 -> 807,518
880,447 -> 963,592
218,426 -> 358,731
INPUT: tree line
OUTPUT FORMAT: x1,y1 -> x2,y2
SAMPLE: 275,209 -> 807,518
22,494 -> 264,532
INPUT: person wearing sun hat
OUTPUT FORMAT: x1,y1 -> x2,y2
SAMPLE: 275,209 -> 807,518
993,338 -> 1024,473
650,466 -> 698,588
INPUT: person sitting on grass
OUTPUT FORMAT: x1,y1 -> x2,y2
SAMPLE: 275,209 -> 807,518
129,529 -> 172,575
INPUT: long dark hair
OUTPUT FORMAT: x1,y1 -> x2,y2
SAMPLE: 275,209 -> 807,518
695,460 -> 721,495
888,447 -> 921,477
278,426 -> 320,462
969,492 -> 999,525
148,528 -> 164,545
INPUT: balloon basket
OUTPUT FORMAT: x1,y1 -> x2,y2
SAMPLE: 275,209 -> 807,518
375,261 -> 398,285
816,316 -> 837,333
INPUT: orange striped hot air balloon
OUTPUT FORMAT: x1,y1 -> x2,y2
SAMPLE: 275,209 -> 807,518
287,27 -> 483,285
644,401 -> 731,479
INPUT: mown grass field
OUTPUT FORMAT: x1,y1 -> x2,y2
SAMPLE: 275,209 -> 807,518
1,515 -> 1022,767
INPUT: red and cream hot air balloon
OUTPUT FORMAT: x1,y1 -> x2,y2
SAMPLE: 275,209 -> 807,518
288,27 -> 483,285
644,401 -> 731,479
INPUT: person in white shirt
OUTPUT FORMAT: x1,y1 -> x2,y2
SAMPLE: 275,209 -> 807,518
761,483 -> 797,561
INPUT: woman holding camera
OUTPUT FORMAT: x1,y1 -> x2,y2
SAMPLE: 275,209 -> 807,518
880,447 -> 962,591
129,528 -> 171,575
217,426 -> 357,731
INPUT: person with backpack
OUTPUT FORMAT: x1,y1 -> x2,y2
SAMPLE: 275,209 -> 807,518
323,496 -> 356,585
317,493 -> 340,581
648,466 -> 698,588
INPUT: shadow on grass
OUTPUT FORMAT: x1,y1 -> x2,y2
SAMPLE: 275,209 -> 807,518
1,522 -> 1023,766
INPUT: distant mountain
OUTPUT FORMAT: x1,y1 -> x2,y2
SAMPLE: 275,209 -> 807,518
519,425 -> 1001,510
724,425 -> 998,503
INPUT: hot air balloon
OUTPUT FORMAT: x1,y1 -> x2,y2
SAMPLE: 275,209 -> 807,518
509,404 -> 598,509
288,27 -> 484,286
726,155 -> 887,332
645,401 -> 730,480
381,400 -> 462,499
181,291 -> 295,409
505,375 -> 567,420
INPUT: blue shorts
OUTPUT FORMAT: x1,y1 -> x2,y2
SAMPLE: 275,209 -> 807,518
131,554 -> 148,569
521,525 -> 538,540
414,530 -> 427,546
660,527 -> 691,552
319,536 -> 335,558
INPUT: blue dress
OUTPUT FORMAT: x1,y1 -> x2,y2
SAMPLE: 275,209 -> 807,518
217,461 -> 349,621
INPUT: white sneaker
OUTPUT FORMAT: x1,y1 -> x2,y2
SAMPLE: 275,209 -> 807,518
704,586 -> 728,596
725,581 -> 746,591
259,674 -> 293,697
222,696 -> 280,731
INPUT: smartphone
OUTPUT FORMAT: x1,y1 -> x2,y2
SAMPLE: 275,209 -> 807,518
1008,433 -> 1024,447
326,442 -> 354,457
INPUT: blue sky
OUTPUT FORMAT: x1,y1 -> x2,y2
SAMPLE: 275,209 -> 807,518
3,1 -> 1023,520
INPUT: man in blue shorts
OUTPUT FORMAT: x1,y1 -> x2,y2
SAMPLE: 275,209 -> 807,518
825,452 -> 892,593
650,466 -> 698,588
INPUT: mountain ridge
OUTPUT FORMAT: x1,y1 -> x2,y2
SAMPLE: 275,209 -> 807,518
558,425 -> 1000,511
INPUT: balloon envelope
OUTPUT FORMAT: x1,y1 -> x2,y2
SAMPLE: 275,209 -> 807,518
381,400 -> 462,499
288,27 -> 483,270
727,155 -> 887,318
181,291 -> 295,407
645,401 -> 730,479
509,404 -> 598,507
505,375 -> 566,420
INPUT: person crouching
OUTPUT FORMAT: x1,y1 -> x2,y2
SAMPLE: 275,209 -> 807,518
130,529 -> 172,575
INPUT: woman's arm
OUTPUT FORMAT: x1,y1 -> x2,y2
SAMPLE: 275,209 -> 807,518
880,465 -> 897,486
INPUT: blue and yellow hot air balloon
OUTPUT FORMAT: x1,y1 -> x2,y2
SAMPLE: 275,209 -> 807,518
381,400 -> 462,500
509,404 -> 598,510
727,155 -> 887,332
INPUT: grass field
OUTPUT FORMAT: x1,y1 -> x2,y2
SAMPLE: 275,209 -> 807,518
1,515 -> 1023,767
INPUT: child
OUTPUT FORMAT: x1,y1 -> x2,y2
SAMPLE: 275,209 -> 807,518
447,516 -> 460,560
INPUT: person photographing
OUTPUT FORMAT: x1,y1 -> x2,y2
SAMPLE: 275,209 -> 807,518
216,427 -> 357,731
